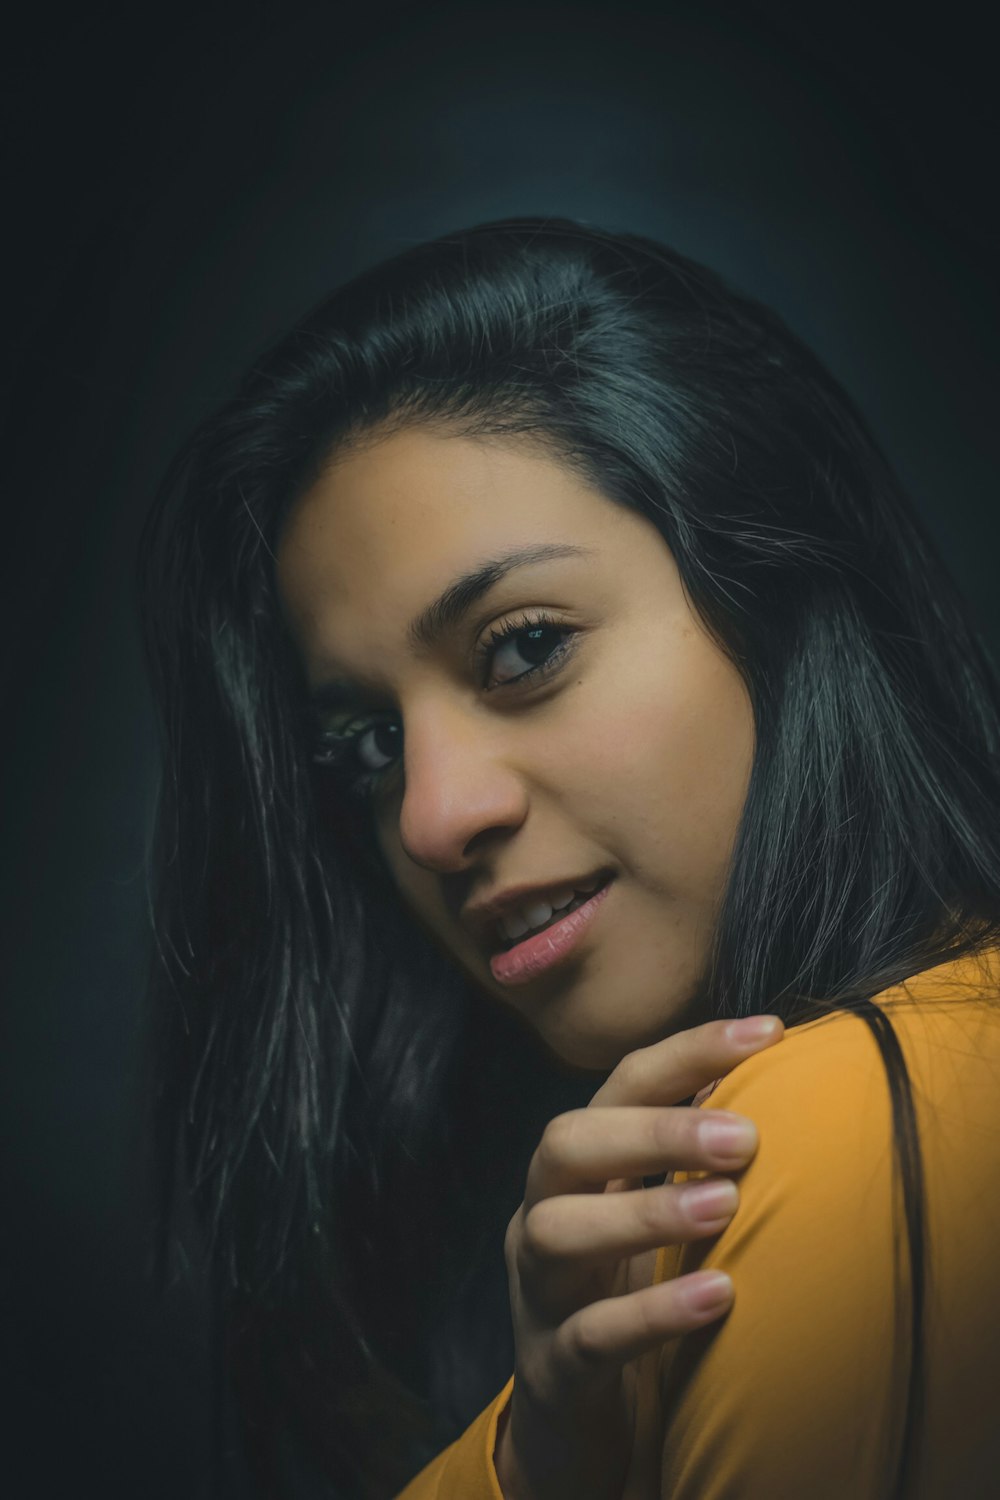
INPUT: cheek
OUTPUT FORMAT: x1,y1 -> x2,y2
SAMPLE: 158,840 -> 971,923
550,640 -> 753,880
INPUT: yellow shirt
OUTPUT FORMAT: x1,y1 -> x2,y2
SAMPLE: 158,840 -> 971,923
396,946 -> 1000,1499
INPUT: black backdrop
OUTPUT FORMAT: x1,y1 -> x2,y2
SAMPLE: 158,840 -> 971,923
2,3 -> 997,1495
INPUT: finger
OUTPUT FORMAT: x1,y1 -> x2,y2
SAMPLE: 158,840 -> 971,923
524,1105 -> 758,1206
590,1014 -> 783,1110
550,1270 -> 735,1396
519,1177 -> 739,1272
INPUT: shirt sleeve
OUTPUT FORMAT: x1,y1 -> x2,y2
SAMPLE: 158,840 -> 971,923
394,1376 -> 514,1500
655,1009 -> 909,1500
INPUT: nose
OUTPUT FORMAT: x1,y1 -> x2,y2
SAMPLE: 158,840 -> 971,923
395,702 -> 529,873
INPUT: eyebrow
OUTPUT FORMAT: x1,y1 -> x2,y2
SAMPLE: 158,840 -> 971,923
407,541 -> 590,650
306,541 -> 590,710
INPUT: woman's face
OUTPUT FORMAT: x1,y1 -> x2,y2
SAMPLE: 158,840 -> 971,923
276,425 -> 754,1069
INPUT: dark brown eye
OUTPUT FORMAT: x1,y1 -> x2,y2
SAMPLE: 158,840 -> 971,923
488,622 -> 571,685
357,720 -> 402,770
311,716 -> 402,787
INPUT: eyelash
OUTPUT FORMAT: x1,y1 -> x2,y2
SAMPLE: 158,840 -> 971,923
309,610 -> 576,801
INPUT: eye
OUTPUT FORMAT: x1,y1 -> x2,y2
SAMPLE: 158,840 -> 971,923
351,719 -> 402,772
311,717 -> 402,789
309,611 -> 576,798
478,611 -> 576,689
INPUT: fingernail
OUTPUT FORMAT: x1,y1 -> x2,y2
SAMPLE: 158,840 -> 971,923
680,1178 -> 739,1221
700,1113 -> 758,1157
726,1015 -> 782,1046
684,1271 -> 733,1312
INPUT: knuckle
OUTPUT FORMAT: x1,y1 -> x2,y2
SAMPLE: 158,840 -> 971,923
651,1104 -> 697,1156
539,1109 -> 586,1169
636,1187 -> 671,1236
693,1016 -> 730,1045
504,1207 -> 524,1266
685,1108 -> 711,1152
611,1049 -> 646,1094
684,1017 -> 732,1062
518,1349 -> 563,1412
521,1202 -> 559,1258
650,1105 -> 679,1149
634,1287 -> 666,1341
566,1306 -> 608,1369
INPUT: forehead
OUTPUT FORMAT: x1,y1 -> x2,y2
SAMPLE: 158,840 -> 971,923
274,426 -> 629,668
279,425 -> 614,574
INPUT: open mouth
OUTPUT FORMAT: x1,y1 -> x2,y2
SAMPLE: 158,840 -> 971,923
494,883 -> 608,952
488,874 -> 615,986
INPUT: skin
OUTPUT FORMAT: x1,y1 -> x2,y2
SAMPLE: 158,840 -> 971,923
277,423 -> 779,1500
276,423 -> 756,1072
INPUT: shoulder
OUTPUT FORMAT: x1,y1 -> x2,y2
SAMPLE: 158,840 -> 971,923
684,1002 -> 899,1293
651,945 -> 1000,1498
708,1003 -> 885,1132
704,942 -> 1000,1141
688,946 -> 1000,1265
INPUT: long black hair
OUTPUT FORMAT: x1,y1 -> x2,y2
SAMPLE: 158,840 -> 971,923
136,217 -> 1000,1499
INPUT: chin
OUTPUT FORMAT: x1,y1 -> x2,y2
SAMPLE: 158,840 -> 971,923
549,1037 -> 628,1074
534,980 -> 707,1074
524,997 -> 654,1073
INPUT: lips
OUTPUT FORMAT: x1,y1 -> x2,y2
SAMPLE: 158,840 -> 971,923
461,870 -> 613,954
489,879 -> 614,985
496,886 -> 602,949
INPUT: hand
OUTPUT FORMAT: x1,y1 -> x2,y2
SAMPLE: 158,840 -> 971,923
495,1013 -> 784,1500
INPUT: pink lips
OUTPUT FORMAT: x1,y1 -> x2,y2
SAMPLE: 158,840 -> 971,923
489,880 -> 612,985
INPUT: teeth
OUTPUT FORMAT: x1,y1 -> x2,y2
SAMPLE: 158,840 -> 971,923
494,876 -> 608,948
500,909 -> 531,942
522,900 -> 555,929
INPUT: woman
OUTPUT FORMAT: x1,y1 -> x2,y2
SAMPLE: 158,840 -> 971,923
137,217 -> 1000,1500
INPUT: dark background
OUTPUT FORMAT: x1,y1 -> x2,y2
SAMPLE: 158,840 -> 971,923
2,2 -> 997,1494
